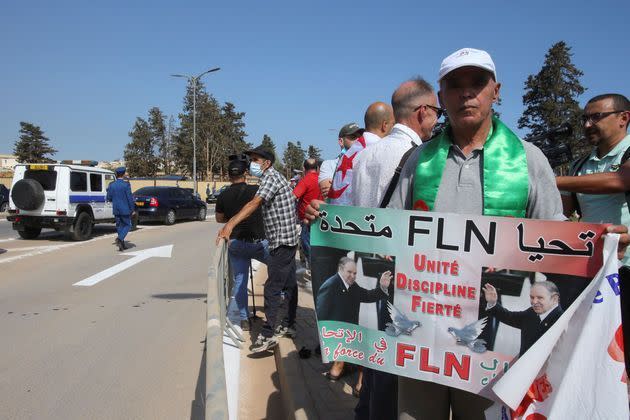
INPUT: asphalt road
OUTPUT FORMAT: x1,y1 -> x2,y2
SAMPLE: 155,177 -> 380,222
0,215 -> 219,420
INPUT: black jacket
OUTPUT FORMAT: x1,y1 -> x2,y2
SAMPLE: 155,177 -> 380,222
488,303 -> 564,356
316,273 -> 387,324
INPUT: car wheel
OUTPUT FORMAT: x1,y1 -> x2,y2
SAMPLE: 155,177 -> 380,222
197,207 -> 207,221
72,212 -> 94,241
165,209 -> 176,225
11,179 -> 45,210
18,227 -> 41,240
0,202 -> 7,212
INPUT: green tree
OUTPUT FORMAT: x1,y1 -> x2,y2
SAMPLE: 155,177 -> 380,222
164,115 -> 177,175
282,141 -> 306,178
148,107 -> 168,174
518,41 -> 588,164
261,134 -> 284,172
307,145 -> 322,160
174,79 -> 222,180
124,117 -> 159,177
211,102 -> 250,177
13,122 -> 57,163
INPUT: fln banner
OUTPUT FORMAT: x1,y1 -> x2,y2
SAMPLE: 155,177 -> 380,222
310,204 -> 628,419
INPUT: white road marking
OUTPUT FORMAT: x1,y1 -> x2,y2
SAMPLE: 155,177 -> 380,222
73,245 -> 173,287
0,237 -> 17,243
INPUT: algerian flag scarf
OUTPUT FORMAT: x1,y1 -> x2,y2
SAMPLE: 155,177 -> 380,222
413,117 -> 529,217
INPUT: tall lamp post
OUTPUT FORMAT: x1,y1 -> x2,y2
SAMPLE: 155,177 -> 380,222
171,67 -> 221,194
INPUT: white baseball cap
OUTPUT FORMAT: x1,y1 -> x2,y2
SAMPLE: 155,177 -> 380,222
438,48 -> 497,81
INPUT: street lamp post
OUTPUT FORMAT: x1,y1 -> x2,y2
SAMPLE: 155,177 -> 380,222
171,67 -> 221,194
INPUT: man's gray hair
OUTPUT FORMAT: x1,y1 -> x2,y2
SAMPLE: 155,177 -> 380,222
391,77 -> 435,121
533,281 -> 560,297
338,256 -> 355,270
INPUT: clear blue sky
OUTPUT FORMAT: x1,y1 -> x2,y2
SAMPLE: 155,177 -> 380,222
1,0 -> 628,162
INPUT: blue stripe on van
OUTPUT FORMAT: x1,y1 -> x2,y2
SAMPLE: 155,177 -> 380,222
69,195 -> 107,203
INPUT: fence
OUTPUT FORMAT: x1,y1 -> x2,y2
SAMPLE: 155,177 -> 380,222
206,237 -> 247,419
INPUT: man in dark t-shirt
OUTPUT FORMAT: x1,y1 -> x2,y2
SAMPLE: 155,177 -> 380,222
216,157 -> 269,330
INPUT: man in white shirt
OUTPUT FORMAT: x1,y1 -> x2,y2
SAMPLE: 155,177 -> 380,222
328,102 -> 394,205
352,78 -> 441,208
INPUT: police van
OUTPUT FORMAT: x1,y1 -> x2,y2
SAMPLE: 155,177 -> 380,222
7,161 -> 135,240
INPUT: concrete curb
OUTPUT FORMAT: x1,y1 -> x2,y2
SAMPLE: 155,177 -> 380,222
275,338 -> 320,420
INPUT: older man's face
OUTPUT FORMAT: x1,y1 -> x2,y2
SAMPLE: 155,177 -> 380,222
530,284 -> 558,314
439,66 -> 500,130
339,261 -> 357,285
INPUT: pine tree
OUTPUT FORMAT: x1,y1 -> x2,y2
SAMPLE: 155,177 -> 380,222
282,141 -> 306,178
307,145 -> 322,160
518,41 -> 588,162
174,79 -> 222,180
164,115 -> 177,175
261,134 -> 284,172
148,107 -> 168,174
261,134 -> 277,157
13,122 -> 57,163
124,117 -> 159,177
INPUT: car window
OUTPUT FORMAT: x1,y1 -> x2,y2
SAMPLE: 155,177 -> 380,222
105,174 -> 114,187
135,187 -> 160,196
70,172 -> 88,192
90,173 -> 103,192
25,170 -> 57,191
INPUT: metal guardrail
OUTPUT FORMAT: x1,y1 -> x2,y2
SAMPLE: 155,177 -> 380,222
205,239 -> 229,419
205,239 -> 246,419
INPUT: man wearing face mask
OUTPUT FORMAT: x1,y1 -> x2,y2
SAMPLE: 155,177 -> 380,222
217,145 -> 299,353
318,123 -> 364,199
215,155 -> 268,331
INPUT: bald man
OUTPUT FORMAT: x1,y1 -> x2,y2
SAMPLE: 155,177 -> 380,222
352,78 -> 441,208
327,102 -> 394,205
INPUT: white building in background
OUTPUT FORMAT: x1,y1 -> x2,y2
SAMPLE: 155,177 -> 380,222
0,154 -> 18,171
97,160 -> 125,170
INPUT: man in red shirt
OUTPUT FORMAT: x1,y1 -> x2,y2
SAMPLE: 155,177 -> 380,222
293,158 -> 323,268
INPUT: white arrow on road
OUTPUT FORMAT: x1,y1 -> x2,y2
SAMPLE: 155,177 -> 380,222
73,245 -> 173,287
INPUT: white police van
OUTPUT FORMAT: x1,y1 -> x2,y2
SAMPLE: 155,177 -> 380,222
7,161 -> 135,240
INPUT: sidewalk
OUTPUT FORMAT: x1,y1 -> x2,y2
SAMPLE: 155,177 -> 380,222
237,262 -> 356,420
274,268 -> 357,420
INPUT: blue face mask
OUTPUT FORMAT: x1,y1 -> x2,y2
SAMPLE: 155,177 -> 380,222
249,161 -> 264,177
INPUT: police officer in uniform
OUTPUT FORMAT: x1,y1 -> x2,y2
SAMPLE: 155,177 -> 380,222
106,166 -> 136,251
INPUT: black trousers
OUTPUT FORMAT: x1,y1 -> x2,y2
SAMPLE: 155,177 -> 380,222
355,369 -> 398,420
261,245 -> 297,338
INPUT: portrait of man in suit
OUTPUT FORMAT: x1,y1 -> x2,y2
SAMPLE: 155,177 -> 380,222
316,256 -> 392,324
482,280 -> 564,356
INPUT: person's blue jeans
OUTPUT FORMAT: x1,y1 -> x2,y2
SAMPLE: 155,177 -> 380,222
227,239 -> 270,323
300,222 -> 311,266
114,215 -> 131,241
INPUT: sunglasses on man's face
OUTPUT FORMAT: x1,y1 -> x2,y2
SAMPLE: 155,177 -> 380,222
413,104 -> 445,119
580,110 -> 626,125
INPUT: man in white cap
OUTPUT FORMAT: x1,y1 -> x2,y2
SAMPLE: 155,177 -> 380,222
384,47 -> 630,419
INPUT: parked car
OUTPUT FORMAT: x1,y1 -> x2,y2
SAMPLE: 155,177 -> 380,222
183,188 -> 202,200
206,185 -> 229,204
0,184 -> 9,212
133,186 -> 207,225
